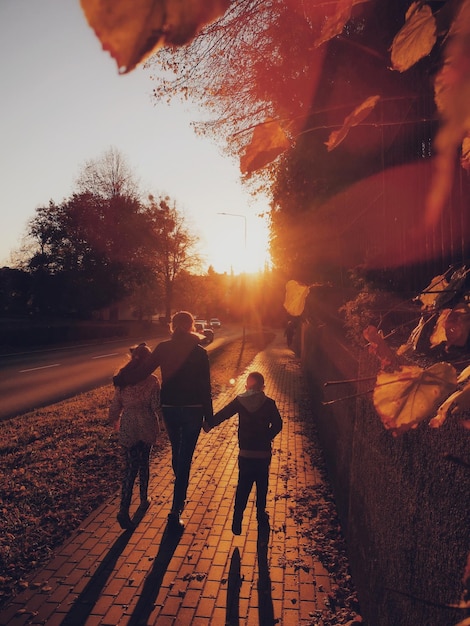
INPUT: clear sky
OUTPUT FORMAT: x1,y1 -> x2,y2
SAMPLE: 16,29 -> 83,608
0,0 -> 271,275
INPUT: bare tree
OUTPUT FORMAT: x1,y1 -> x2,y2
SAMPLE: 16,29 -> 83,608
76,146 -> 140,199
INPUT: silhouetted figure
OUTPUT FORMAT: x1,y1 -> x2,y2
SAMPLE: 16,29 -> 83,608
113,311 -> 213,531
284,319 -> 296,348
110,343 -> 162,530
204,371 -> 282,535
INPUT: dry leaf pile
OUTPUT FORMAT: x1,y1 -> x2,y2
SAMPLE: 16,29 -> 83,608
0,389 -> 131,606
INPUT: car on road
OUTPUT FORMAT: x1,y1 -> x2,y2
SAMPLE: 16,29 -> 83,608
210,318 -> 221,329
194,320 -> 214,345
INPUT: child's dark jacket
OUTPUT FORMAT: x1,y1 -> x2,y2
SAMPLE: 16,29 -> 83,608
208,390 -> 282,458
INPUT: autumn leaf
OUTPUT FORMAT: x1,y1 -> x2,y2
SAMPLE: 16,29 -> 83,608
445,303 -> 470,347
373,363 -> 457,434
428,302 -> 470,350
397,315 -> 428,355
462,135 -> 470,171
429,383 -> 470,428
283,280 -> 310,316
363,325 -> 397,369
430,361 -> 470,428
416,273 -> 449,310
458,365 -> 470,383
426,1 -> 470,224
429,308 -> 451,347
325,95 -> 380,152
240,120 -> 290,175
314,0 -> 354,48
80,0 -> 230,73
390,2 -> 436,73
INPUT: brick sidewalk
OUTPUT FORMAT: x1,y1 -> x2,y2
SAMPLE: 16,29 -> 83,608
0,332 -> 354,626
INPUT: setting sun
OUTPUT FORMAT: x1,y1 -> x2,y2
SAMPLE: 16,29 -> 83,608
203,210 -> 272,274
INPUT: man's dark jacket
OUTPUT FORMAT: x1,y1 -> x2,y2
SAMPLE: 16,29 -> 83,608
113,331 -> 213,419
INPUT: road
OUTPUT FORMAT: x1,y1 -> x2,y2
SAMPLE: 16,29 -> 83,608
0,326 -> 239,421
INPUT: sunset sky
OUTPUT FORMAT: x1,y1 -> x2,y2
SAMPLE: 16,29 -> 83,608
0,0 -> 271,275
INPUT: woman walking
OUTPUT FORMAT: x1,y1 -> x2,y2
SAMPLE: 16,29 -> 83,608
113,311 -> 213,530
110,343 -> 162,530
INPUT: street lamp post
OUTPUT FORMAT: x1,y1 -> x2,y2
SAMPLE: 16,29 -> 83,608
217,212 -> 247,343
217,212 -> 247,250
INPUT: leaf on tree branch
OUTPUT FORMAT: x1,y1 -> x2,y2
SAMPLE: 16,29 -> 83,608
416,273 -> 449,310
80,0 -> 230,73
429,383 -> 470,428
363,325 -> 397,369
314,0 -> 354,48
390,1 -> 436,73
240,119 -> 290,175
373,362 -> 457,435
325,95 -> 380,152
426,1 -> 470,224
283,279 -> 310,317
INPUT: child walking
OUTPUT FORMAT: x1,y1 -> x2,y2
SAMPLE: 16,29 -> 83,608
109,343 -> 163,530
204,371 -> 282,535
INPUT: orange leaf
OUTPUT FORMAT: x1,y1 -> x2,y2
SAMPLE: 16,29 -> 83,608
325,95 -> 380,152
314,0 -> 354,48
426,2 -> 470,224
390,2 -> 436,73
416,273 -> 449,310
430,382 -> 470,428
283,280 -> 310,317
373,363 -> 457,435
445,304 -> 470,347
461,135 -> 470,172
240,120 -> 290,175
80,0 -> 230,73
397,315 -> 427,355
429,309 -> 451,347
363,325 -> 397,369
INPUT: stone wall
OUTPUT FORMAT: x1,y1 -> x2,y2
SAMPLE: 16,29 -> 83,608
299,295 -> 470,626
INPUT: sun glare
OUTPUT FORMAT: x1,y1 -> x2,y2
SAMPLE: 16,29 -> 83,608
206,211 -> 272,275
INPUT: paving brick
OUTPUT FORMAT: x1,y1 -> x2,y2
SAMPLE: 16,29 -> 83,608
47,583 -> 72,604
171,606 -> 195,623
160,594 -> 182,616
194,595 -> 216,617
180,588 -> 200,609
40,611 -> 68,626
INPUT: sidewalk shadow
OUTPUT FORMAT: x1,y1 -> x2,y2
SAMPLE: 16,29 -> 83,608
226,547 -> 241,626
127,523 -> 184,626
226,528 -> 276,626
257,525 -> 276,626
59,506 -> 150,626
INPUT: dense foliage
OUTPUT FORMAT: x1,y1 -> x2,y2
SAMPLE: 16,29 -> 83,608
6,149 -> 199,320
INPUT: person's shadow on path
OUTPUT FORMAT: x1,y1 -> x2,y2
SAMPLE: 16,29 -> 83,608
226,524 -> 276,626
127,522 -> 183,626
226,547 -> 242,626
60,507 -> 150,626
257,525 -> 276,626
